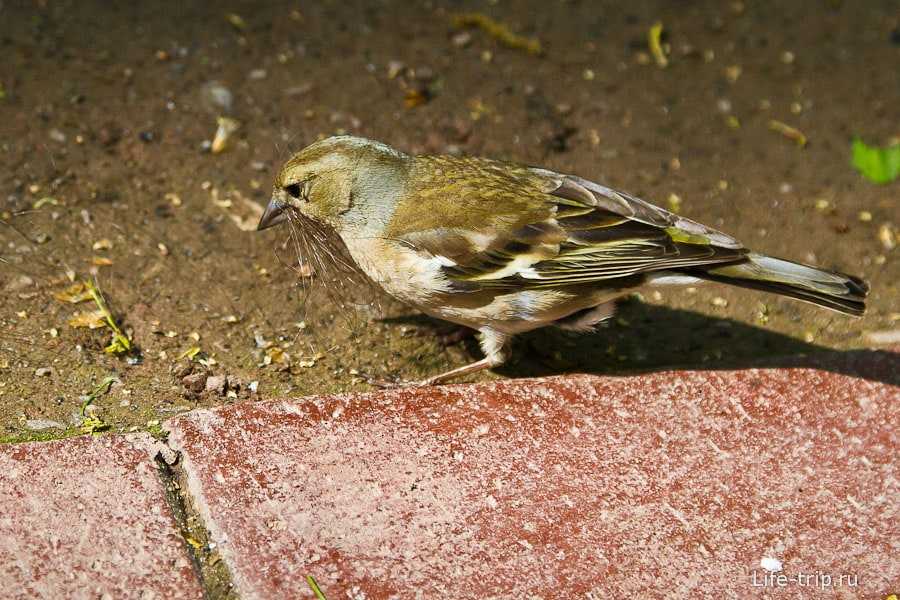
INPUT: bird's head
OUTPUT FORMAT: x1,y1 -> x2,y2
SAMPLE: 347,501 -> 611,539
257,135 -> 408,233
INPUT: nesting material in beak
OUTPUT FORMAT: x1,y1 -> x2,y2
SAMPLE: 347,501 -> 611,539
257,198 -> 288,230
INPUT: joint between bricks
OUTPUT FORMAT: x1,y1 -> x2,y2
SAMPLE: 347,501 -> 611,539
154,448 -> 240,600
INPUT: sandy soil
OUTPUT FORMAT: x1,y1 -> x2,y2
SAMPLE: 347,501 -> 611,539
1,0 -> 897,441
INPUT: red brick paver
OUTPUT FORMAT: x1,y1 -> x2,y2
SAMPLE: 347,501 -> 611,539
0,434 -> 202,600
166,355 -> 899,600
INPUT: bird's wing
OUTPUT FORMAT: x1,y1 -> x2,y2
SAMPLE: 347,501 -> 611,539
392,161 -> 748,290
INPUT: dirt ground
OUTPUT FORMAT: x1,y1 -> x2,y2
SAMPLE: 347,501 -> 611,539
1,0 -> 897,441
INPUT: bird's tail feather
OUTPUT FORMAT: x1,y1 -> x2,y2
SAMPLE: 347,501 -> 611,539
689,253 -> 868,316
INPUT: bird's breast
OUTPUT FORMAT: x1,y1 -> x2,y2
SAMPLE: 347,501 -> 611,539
341,237 -> 453,307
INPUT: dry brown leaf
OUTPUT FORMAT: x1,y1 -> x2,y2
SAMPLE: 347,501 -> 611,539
54,282 -> 93,303
69,310 -> 106,329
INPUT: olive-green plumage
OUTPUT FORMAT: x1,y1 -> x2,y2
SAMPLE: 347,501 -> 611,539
257,136 -> 869,385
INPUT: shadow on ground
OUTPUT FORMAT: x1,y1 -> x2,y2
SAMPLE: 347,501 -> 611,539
384,300 -> 899,388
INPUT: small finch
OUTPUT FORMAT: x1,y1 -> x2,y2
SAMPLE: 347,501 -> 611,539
257,136 -> 868,385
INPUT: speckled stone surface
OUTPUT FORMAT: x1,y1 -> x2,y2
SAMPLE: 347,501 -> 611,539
166,351 -> 899,600
0,434 -> 202,600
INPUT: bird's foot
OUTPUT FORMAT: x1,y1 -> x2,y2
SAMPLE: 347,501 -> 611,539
357,371 -> 436,389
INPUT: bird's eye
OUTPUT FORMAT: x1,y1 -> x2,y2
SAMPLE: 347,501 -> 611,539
285,182 -> 304,200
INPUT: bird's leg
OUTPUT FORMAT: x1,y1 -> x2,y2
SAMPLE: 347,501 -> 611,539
415,328 -> 509,386
363,328 -> 509,388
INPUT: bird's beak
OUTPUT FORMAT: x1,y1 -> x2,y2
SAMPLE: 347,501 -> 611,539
257,197 -> 288,231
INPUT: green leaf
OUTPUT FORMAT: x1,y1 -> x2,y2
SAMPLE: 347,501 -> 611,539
851,138 -> 900,184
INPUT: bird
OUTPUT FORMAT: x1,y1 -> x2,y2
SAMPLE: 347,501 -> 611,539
257,135 -> 868,386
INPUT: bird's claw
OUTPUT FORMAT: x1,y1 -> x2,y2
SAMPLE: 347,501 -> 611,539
357,371 -> 437,389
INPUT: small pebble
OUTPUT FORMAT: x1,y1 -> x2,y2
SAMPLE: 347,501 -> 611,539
386,60 -> 405,79
5,275 -> 34,291
878,223 -> 896,250
205,374 -> 227,394
35,367 -> 54,377
26,419 -> 65,431
182,372 -> 207,394
760,557 -> 783,572
724,65 -> 741,83
284,83 -> 314,97
451,31 -> 472,48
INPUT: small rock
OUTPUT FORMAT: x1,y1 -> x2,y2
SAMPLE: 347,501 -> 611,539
201,81 -> 234,113
451,31 -> 472,48
48,129 -> 66,143
4,274 -> 34,291
387,60 -> 405,79
205,374 -> 227,395
878,223 -> 896,250
170,361 -> 193,379
35,367 -> 54,377
26,419 -> 65,431
182,372 -> 207,394
248,69 -> 267,80
759,556 -> 783,572
283,83 -> 313,97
